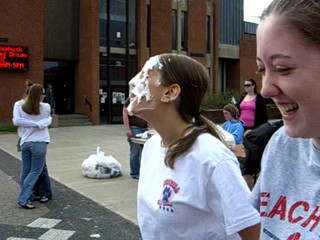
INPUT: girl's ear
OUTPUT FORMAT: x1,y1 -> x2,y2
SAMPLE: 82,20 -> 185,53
161,84 -> 181,103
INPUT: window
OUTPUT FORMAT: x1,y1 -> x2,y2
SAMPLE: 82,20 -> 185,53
99,0 -> 108,46
206,15 -> 211,53
109,0 -> 127,48
172,10 -> 177,50
181,11 -> 187,51
147,5 -> 151,48
128,0 -> 136,49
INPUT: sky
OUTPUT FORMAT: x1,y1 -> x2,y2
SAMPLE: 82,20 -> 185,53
244,0 -> 274,23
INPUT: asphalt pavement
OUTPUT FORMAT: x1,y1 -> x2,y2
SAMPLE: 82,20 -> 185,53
0,125 -> 142,240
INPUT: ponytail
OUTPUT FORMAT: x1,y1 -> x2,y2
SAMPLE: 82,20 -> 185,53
164,114 -> 222,169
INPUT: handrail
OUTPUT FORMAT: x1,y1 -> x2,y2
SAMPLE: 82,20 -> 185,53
84,96 -> 92,112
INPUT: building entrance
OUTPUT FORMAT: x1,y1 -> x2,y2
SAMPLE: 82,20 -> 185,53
99,0 -> 137,124
44,61 -> 75,114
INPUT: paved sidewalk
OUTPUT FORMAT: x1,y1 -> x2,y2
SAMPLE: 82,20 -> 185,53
0,125 -> 142,239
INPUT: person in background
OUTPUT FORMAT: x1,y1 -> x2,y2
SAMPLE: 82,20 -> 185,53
221,103 -> 245,144
45,83 -> 55,115
250,0 -> 320,238
122,97 -> 148,179
128,53 -> 260,239
238,78 -> 268,130
13,84 -> 52,209
15,80 -> 53,204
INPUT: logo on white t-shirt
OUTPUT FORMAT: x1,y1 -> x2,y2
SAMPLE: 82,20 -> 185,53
157,179 -> 180,213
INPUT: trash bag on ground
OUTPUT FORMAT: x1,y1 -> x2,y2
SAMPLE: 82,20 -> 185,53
81,147 -> 122,179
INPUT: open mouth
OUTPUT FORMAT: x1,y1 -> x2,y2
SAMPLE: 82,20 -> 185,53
278,103 -> 299,116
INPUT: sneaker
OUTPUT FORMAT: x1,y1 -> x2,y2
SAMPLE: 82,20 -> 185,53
131,175 -> 139,179
40,196 -> 50,203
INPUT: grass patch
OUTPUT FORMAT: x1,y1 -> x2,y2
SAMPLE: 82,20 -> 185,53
0,126 -> 18,134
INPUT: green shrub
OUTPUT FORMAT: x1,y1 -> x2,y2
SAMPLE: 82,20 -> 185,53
201,90 -> 243,109
0,125 -> 18,134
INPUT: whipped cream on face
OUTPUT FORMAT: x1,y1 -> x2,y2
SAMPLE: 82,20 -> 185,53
127,55 -> 163,115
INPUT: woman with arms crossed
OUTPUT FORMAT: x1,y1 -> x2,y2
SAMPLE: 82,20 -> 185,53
13,84 -> 52,209
15,80 -> 52,203
127,53 -> 260,239
250,0 -> 320,238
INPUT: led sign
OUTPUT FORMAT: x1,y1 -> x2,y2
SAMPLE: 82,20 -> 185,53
0,45 -> 28,71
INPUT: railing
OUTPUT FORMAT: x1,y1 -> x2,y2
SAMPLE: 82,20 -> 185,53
84,96 -> 92,112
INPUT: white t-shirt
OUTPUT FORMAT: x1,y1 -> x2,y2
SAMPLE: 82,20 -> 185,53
138,133 -> 260,239
13,99 -> 52,145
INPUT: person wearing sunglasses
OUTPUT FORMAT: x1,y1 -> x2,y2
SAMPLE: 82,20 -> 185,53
238,78 -> 268,131
13,84 -> 52,209
15,80 -> 53,204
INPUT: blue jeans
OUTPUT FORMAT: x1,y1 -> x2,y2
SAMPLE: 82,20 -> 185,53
18,142 -> 47,206
33,164 -> 52,199
128,126 -> 147,176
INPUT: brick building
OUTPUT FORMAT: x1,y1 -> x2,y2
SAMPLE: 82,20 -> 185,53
0,0 -> 258,126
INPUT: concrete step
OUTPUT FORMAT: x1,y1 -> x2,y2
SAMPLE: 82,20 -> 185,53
58,114 -> 92,127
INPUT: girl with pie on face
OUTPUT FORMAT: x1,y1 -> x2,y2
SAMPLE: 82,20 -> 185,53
127,53 -> 261,239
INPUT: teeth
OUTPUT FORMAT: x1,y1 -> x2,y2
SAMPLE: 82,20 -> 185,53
278,103 -> 298,115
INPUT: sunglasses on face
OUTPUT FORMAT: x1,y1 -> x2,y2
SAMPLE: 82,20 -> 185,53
244,84 -> 253,87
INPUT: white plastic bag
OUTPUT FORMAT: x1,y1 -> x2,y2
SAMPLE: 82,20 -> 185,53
81,147 -> 122,179
215,125 -> 236,149
135,131 -> 149,139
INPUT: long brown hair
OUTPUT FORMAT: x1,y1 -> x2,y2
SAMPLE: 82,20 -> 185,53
22,79 -> 34,99
156,53 -> 222,169
22,84 -> 44,115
